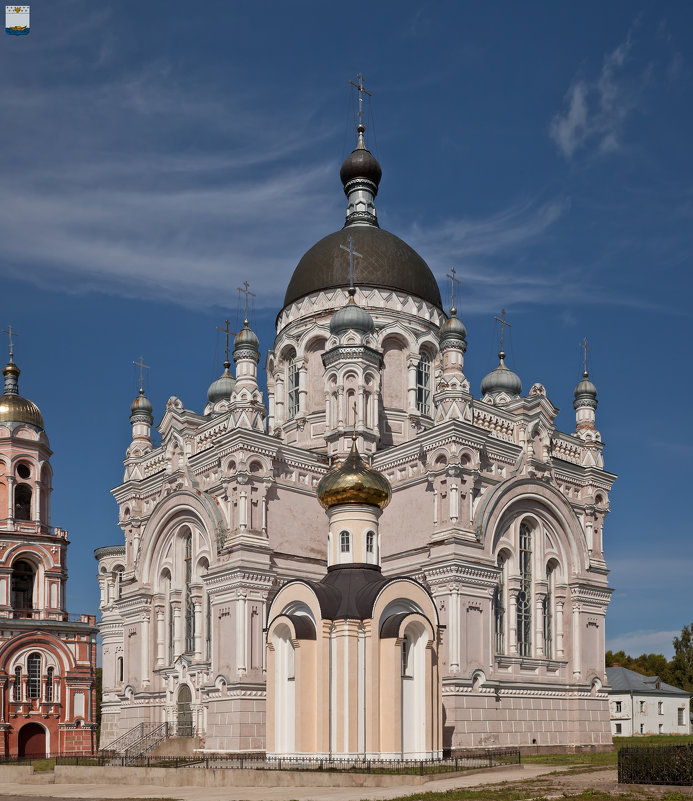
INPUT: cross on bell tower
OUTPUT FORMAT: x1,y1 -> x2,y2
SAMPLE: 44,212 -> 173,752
132,355 -> 150,394
217,320 -> 236,364
579,336 -> 592,376
350,73 -> 372,145
494,309 -> 512,354
2,324 -> 18,361
237,281 -> 256,325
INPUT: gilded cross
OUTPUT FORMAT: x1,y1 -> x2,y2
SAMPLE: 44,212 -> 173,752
237,281 -> 256,322
2,324 -> 18,359
579,337 -> 592,374
216,320 -> 236,362
446,267 -> 461,311
133,356 -> 150,393
493,309 -> 512,351
350,73 -> 372,129
339,235 -> 363,291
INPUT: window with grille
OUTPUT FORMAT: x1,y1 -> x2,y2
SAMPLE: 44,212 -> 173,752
288,360 -> 300,419
615,723 -> 622,734
494,555 -> 506,654
517,523 -> 532,657
340,531 -> 350,553
46,667 -> 54,702
27,653 -> 41,700
13,667 -> 21,701
543,564 -> 554,658
416,352 -> 431,415
184,533 -> 195,654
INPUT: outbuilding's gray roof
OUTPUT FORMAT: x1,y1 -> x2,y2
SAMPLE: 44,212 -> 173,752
606,666 -> 691,696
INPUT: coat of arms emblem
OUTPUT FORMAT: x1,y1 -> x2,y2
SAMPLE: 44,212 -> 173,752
5,5 -> 29,35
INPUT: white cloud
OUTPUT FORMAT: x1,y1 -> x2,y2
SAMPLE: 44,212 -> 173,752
550,33 -> 641,158
607,629 -> 678,660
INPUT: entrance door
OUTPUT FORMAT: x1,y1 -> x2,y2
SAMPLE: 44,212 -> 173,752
177,685 -> 193,737
18,723 -> 46,758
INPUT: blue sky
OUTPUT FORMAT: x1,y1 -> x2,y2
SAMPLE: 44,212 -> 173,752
1,1 -> 691,659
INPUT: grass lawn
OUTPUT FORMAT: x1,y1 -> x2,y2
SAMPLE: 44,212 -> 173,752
522,734 -> 693,768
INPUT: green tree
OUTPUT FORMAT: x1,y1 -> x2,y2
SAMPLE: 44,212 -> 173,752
669,623 -> 693,692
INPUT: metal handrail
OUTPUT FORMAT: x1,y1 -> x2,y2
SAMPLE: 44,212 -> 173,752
123,722 -> 170,763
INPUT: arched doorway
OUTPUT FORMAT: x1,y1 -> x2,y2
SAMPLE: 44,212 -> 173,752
176,685 -> 193,737
18,722 -> 46,758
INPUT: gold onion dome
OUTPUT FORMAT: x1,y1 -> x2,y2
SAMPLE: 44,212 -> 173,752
0,360 -> 44,430
317,438 -> 391,510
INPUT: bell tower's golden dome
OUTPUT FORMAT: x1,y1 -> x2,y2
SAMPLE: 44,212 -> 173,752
317,438 -> 391,510
0,359 -> 44,430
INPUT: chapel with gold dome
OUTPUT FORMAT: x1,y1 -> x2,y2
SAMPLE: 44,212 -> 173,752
96,78 -> 616,758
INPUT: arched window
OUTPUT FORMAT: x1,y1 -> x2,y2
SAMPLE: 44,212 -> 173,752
27,653 -> 41,700
416,351 -> 432,415
45,667 -> 54,702
340,531 -> 350,553
13,667 -> 21,701
11,560 -> 34,613
517,523 -> 532,657
113,566 -> 124,600
14,483 -> 32,521
184,533 -> 194,654
288,355 -> 300,419
117,656 -> 124,683
544,562 -> 555,658
494,554 -> 507,654
366,531 -> 375,554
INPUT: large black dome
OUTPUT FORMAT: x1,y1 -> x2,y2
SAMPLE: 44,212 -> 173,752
283,226 -> 443,310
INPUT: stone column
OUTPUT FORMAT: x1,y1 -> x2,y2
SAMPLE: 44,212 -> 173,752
407,358 -> 418,413
450,483 -> 459,522
236,592 -> 247,675
34,481 -> 42,523
556,599 -> 565,658
572,602 -> 581,680
449,585 -> 460,671
337,385 -> 345,427
6,476 -> 14,525
173,603 -> 182,658
140,613 -> 150,687
508,592 -> 518,655
193,597 -> 203,660
298,360 -> 308,415
535,593 -> 545,657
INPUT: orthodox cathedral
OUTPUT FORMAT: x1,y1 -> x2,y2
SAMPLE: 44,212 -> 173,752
0,346 -> 98,757
96,94 -> 615,756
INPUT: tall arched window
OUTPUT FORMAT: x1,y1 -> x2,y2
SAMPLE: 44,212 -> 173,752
184,533 -> 194,654
45,667 -> 54,702
544,562 -> 555,658
27,653 -> 41,700
14,483 -> 32,521
13,667 -> 21,701
205,595 -> 212,661
113,566 -> 124,600
416,352 -> 432,415
517,523 -> 532,657
494,554 -> 507,654
288,355 -> 300,419
11,560 -> 34,613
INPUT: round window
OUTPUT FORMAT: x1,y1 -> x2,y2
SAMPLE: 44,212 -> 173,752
16,463 -> 30,480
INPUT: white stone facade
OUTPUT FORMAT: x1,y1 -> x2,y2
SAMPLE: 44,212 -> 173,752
96,124 -> 616,754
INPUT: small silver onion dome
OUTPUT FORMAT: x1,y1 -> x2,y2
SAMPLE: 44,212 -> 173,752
574,370 -> 597,400
207,361 -> 236,404
340,124 -> 382,190
481,351 -> 522,397
234,320 -> 259,352
130,389 -> 153,423
330,290 -> 375,337
439,307 -> 467,343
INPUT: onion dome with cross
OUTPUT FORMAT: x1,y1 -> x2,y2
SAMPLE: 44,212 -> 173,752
0,326 -> 44,430
480,310 -> 522,400
282,74 -> 442,311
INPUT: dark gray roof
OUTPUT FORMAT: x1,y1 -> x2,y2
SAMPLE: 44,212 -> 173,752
283,226 -> 443,311
312,564 -> 391,620
606,666 -> 691,696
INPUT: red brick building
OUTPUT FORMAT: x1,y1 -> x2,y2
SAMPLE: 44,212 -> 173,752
0,351 -> 97,757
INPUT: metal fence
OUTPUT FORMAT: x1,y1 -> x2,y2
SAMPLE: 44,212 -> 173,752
618,744 -> 693,786
52,747 -> 520,775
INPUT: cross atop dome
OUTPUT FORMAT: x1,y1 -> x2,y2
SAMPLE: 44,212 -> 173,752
350,72 -> 372,149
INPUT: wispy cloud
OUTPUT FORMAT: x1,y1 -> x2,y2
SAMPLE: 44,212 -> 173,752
607,629 -> 678,659
550,31 -> 644,159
